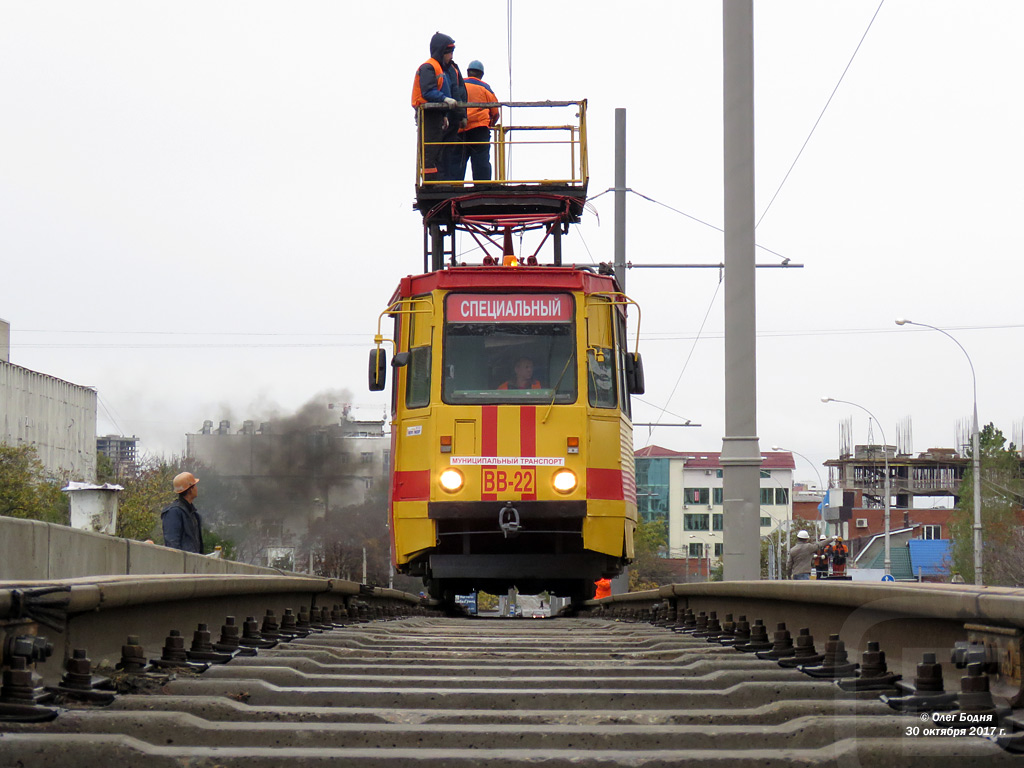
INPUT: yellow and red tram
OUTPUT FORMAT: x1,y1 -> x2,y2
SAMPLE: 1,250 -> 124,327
371,266 -> 643,602
368,98 -> 643,603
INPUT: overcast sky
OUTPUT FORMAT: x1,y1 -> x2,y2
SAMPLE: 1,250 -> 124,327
2,1 -> 1021,487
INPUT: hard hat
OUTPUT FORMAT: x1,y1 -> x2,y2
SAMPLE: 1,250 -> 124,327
797,530 -> 810,540
468,59 -> 484,74
819,534 -> 827,541
172,471 -> 199,494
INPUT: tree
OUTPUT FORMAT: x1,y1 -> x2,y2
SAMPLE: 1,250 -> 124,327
311,483 -> 391,584
629,517 -> 673,591
114,456 -> 187,542
0,444 -> 69,523
949,423 -> 1024,585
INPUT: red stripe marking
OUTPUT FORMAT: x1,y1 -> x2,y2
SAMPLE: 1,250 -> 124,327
393,470 -> 430,502
621,469 -> 637,505
481,405 -> 497,501
587,468 -> 624,501
520,406 -> 536,500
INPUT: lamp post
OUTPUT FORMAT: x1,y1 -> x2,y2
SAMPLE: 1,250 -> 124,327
896,318 -> 982,585
773,444 -> 826,536
821,397 -> 891,576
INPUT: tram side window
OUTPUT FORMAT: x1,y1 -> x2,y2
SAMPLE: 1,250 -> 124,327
587,298 -> 617,409
587,349 -> 616,408
615,310 -> 631,418
405,346 -> 431,409
404,298 -> 432,410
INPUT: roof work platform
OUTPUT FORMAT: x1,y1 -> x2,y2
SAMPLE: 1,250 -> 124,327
414,100 -> 589,272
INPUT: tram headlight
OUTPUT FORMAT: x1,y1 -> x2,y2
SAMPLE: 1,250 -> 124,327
439,468 -> 464,493
552,469 -> 578,494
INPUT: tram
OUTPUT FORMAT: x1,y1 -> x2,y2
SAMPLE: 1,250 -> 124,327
368,99 -> 644,603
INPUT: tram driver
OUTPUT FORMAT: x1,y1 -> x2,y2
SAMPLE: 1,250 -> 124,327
498,356 -> 541,390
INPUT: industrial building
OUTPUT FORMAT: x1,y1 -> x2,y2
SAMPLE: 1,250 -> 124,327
186,412 -> 389,571
0,318 -> 97,481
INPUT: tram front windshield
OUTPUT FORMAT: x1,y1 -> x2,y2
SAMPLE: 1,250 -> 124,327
443,294 -> 576,404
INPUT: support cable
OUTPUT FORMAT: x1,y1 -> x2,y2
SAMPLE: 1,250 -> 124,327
644,272 -> 723,446
755,0 -> 887,229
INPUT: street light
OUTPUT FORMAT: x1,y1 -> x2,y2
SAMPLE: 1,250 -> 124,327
689,534 -> 711,582
821,397 -> 891,576
896,318 -> 982,585
772,444 -> 825,537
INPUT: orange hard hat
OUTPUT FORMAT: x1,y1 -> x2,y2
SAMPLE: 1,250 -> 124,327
172,471 -> 199,494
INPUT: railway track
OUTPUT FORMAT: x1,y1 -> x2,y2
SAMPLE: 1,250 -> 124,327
3,580 -> 1024,767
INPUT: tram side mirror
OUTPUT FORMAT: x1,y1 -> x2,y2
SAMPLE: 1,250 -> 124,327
368,348 -> 387,391
392,351 -> 410,367
625,352 -> 645,395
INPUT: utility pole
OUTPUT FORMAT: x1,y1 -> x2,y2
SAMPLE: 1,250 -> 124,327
720,0 -> 762,581
614,108 -> 627,290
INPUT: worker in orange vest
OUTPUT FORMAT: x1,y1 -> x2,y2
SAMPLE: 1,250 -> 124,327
458,60 -> 499,181
830,536 -> 850,577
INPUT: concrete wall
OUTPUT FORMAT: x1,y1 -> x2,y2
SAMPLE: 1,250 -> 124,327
0,516 -> 290,580
0,360 -> 97,481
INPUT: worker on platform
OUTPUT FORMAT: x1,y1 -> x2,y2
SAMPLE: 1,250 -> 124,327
458,60 -> 499,181
498,356 -> 541,390
411,32 -> 467,182
161,472 -> 204,554
787,529 -> 815,580
813,534 -> 830,579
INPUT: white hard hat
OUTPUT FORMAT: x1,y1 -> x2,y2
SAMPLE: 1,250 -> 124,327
819,534 -> 827,541
797,530 -> 810,540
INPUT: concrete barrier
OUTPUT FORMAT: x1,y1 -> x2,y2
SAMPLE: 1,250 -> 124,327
0,515 -> 290,579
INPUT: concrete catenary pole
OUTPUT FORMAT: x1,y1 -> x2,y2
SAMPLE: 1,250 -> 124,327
720,0 -> 762,581
614,108 -> 627,290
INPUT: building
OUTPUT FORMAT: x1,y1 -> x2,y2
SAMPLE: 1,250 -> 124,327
635,446 -> 795,578
0,318 -> 97,481
96,434 -> 139,476
821,445 -> 973,559
186,413 -> 390,570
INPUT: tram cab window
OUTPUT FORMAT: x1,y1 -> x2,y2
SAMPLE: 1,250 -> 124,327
443,324 -> 576,404
442,294 -> 577,404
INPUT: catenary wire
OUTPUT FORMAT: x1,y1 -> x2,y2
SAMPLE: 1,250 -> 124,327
755,0 -> 887,230
644,270 -> 723,447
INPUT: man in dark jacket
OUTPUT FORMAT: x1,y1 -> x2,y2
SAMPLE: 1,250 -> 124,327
411,32 -> 467,181
161,471 -> 204,553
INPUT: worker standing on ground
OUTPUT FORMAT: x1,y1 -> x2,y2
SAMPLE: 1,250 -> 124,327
831,536 -> 850,577
411,32 -> 467,182
788,530 -> 815,580
459,60 -> 499,180
814,534 -> 830,579
161,472 -> 204,553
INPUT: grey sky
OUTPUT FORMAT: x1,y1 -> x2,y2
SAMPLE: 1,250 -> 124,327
2,1 -> 1021,485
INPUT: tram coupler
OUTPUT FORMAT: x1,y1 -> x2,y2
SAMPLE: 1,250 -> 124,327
499,502 -> 521,539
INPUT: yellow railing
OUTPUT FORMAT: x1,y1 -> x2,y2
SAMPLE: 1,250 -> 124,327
415,99 -> 588,188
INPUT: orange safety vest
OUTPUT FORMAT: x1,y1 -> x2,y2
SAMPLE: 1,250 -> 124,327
461,78 -> 499,131
411,58 -> 444,108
